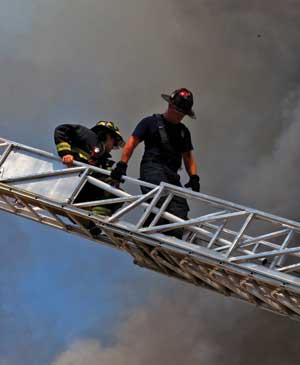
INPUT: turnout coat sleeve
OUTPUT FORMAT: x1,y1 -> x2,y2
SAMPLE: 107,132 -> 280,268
54,124 -> 77,157
54,124 -> 94,158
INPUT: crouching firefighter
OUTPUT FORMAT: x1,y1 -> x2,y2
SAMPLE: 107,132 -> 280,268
54,121 -> 125,236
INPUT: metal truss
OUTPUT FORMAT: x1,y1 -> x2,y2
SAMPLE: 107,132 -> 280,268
1,136 -> 300,320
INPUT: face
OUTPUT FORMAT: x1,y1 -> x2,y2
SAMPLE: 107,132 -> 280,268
166,104 -> 185,123
105,133 -> 117,152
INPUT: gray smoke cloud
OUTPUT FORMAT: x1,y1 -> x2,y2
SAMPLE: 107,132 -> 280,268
53,283 -> 300,365
1,0 -> 300,364
239,90 -> 300,218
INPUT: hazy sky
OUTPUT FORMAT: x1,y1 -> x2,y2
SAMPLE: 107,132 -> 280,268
1,1 -> 300,364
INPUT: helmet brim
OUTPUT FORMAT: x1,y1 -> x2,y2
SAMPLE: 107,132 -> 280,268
161,93 -> 196,119
91,125 -> 125,148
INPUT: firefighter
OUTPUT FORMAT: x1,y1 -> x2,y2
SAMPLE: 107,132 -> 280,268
54,121 -> 125,235
111,88 -> 200,238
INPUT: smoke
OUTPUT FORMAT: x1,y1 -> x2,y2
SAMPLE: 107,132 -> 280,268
53,283 -> 300,365
51,1 -> 300,364
2,0 -> 300,364
239,90 -> 300,218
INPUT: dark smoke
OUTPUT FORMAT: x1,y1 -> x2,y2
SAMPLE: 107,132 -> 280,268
1,1 -> 300,364
239,90 -> 300,218
53,283 -> 300,365
52,1 -> 300,364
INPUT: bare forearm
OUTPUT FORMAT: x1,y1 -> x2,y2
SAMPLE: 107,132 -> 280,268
183,151 -> 198,176
120,146 -> 133,164
186,160 -> 197,176
188,160 -> 197,176
120,136 -> 140,164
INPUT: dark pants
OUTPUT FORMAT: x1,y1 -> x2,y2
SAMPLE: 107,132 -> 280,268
140,161 -> 189,239
72,173 -> 123,236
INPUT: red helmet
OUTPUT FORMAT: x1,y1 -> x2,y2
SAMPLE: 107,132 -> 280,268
161,88 -> 196,119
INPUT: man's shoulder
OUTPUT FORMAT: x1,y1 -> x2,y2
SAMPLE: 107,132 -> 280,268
133,114 -> 161,138
135,114 -> 161,131
139,114 -> 160,124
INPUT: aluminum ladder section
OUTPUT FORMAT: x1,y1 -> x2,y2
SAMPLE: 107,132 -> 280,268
0,137 -> 300,320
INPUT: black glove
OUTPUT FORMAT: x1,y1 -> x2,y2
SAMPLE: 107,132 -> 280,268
110,161 -> 128,182
184,175 -> 200,192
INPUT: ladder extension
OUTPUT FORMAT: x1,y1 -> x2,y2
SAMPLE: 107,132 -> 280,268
0,137 -> 300,320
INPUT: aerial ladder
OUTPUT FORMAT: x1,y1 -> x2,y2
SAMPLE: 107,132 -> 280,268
0,136 -> 300,320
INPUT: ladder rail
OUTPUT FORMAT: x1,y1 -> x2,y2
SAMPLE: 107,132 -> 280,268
1,136 -> 300,320
1,137 -> 300,270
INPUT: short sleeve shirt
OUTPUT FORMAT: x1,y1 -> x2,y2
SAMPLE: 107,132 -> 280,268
132,114 -> 193,171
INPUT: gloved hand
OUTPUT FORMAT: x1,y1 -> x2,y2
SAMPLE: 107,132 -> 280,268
110,161 -> 128,182
184,175 -> 200,192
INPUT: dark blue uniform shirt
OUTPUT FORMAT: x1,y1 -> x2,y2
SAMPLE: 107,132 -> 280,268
132,114 -> 193,171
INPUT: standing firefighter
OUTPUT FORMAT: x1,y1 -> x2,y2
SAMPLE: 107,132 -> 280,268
54,121 -> 125,235
111,88 -> 200,238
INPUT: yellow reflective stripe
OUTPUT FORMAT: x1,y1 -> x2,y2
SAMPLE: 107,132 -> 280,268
78,152 -> 89,160
57,142 -> 71,152
73,147 -> 90,160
